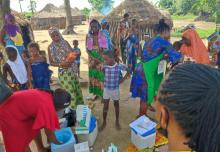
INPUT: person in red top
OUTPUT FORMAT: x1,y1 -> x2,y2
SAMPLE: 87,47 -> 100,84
0,88 -> 71,152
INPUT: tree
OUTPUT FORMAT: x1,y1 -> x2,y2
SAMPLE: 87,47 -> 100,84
62,0 -> 76,35
0,0 -> 10,27
81,8 -> 91,17
88,0 -> 114,14
28,0 -> 37,15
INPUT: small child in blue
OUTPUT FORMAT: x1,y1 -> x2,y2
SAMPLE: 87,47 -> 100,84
72,40 -> 81,77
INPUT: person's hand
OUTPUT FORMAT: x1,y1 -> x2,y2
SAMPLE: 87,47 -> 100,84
60,62 -> 72,69
163,54 -> 169,60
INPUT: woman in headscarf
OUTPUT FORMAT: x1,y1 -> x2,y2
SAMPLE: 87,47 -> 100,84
86,19 -> 108,100
130,19 -> 182,117
180,28 -> 210,64
101,19 -> 113,52
0,13 -> 25,56
48,27 -> 83,109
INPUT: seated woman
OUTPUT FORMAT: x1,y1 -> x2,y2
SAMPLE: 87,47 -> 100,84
3,46 -> 30,91
0,88 -> 71,152
155,63 -> 220,152
28,42 -> 50,89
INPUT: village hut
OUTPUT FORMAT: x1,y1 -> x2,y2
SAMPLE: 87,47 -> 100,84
89,10 -> 104,22
106,0 -> 173,42
11,10 -> 34,48
31,4 -> 84,30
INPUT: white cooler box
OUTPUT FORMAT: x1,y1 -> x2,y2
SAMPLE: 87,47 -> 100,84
131,130 -> 156,150
78,122 -> 98,147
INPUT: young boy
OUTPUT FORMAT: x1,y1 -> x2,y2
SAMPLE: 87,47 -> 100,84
72,40 -> 81,77
100,51 -> 128,131
3,46 -> 29,91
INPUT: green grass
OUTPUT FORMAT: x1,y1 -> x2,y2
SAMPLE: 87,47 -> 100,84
171,28 -> 216,39
171,14 -> 197,20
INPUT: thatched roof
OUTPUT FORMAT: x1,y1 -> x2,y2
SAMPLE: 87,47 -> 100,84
107,0 -> 172,26
33,3 -> 82,18
11,10 -> 31,26
89,10 -> 104,21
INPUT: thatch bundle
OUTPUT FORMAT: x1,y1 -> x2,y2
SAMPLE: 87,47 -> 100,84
106,0 -> 173,41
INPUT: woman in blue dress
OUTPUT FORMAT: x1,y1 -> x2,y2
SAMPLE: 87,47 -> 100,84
130,19 -> 182,117
126,19 -> 139,74
101,19 -> 113,52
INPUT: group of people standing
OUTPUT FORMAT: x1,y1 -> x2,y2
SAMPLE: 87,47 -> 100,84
1,11 -> 220,152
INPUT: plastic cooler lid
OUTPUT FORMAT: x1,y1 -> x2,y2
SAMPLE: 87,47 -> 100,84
129,116 -> 157,136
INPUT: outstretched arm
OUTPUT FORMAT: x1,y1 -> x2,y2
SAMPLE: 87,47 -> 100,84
45,128 -> 61,145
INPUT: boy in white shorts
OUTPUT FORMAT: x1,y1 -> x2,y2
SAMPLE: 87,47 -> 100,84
100,51 -> 128,131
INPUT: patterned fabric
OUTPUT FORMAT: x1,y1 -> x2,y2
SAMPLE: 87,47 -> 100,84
103,63 -> 127,90
72,48 -> 81,65
59,69 -> 84,109
130,63 -> 147,102
126,33 -> 139,73
131,36 -> 182,104
31,62 -> 50,89
49,27 -> 83,108
101,29 -> 113,51
142,36 -> 181,64
88,49 -> 104,97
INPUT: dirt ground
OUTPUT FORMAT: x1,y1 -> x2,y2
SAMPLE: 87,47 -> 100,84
32,19 -> 214,151
33,24 -> 142,151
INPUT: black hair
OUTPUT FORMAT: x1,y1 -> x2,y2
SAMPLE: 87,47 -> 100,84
159,63 -> 220,152
38,88 -> 71,110
28,42 -> 40,50
173,41 -> 183,51
73,40 -> 78,44
156,19 -> 170,34
22,49 -> 30,58
5,47 -> 17,55
103,51 -> 115,59
124,13 -> 129,18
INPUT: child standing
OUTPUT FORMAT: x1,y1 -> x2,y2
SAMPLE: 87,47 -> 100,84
28,42 -> 50,89
3,46 -> 29,91
72,40 -> 81,77
100,51 -> 128,131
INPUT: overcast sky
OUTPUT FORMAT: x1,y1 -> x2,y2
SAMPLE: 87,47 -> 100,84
11,0 -> 159,12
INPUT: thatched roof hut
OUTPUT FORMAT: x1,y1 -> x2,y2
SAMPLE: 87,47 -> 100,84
31,4 -> 84,30
89,10 -> 104,22
106,0 -> 173,41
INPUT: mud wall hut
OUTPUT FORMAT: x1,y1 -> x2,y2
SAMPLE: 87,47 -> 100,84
106,0 -> 173,42
31,4 -> 85,30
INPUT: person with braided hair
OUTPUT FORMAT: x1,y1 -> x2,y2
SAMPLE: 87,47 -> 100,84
155,63 -> 220,152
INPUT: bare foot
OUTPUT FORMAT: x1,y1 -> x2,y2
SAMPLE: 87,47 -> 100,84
99,122 -> 106,131
148,105 -> 156,112
92,96 -> 99,101
115,122 -> 121,130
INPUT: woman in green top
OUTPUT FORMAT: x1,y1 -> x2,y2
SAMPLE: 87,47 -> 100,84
86,19 -> 108,100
